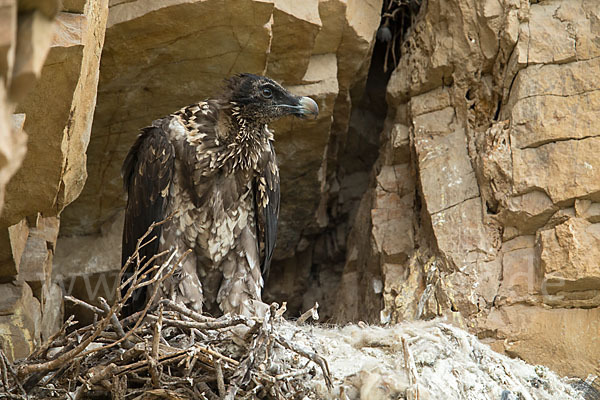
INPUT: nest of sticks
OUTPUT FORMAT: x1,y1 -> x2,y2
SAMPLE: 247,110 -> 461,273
0,222 -> 331,399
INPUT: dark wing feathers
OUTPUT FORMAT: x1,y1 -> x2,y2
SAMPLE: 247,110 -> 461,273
254,142 -> 280,278
121,122 -> 175,315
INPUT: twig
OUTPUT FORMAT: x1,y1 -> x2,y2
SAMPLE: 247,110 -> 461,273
197,382 -> 219,400
274,302 -> 287,319
79,249 -> 188,358
29,315 -> 77,360
0,350 -> 8,392
215,360 -> 226,399
272,333 -> 332,389
152,304 -> 163,361
275,366 -> 314,380
160,299 -> 214,322
98,297 -> 134,349
145,314 -> 249,331
296,302 -> 319,324
64,296 -> 103,315
1,352 -> 27,397
145,343 -> 160,388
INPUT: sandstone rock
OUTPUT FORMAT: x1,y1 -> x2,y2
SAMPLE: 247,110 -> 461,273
372,165 -> 414,260
388,123 -> 410,164
430,198 -> 497,269
538,218 -> 600,293
53,211 -> 122,312
0,0 -> 16,79
0,280 -> 41,361
507,58 -> 600,149
526,1 -> 576,64
0,91 -> 27,214
272,56 -> 338,257
9,10 -> 54,102
312,0 -> 345,55
0,218 -> 28,278
266,0 -> 321,83
18,0 -> 61,19
409,87 -> 452,116
512,137 -> 600,204
497,235 -> 540,304
2,2 -> 109,227
41,282 -> 63,342
503,191 -> 556,235
574,199 -> 600,223
62,0 -> 87,13
526,1 -> 600,65
415,128 -> 479,215
483,305 -> 600,378
18,215 -> 59,297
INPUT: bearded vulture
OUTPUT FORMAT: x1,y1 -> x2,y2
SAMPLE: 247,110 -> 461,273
121,74 -> 318,317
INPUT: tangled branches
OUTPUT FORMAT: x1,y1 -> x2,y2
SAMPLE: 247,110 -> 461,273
377,0 -> 423,72
0,220 -> 331,399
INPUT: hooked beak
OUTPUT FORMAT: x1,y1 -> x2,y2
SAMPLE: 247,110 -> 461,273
295,96 -> 319,120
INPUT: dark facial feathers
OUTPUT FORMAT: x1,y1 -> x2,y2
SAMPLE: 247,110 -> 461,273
224,74 -> 319,123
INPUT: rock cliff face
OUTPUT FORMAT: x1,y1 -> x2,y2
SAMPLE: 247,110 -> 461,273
333,0 -> 600,379
0,0 -> 598,382
0,0 -> 109,360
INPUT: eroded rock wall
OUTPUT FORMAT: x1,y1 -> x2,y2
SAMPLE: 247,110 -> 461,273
334,0 -> 600,378
0,0 -> 108,360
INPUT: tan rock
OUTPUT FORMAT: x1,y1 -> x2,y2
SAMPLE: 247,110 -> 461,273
375,164 -> 414,200
18,0 -> 61,18
9,10 -> 54,102
343,0 -> 600,382
497,236 -> 541,303
483,305 -> 600,378
329,0 -> 382,140
527,1 -> 576,64
431,198 -> 497,269
527,1 -> 600,64
0,0 -> 16,79
272,57 -> 338,256
409,87 -> 452,116
389,123 -> 410,164
503,191 -> 556,234
415,128 -> 480,214
52,210 -> 119,322
412,107 -> 456,135
312,0 -> 345,54
18,215 -> 59,297
0,281 -> 41,361
0,91 -> 27,214
62,0 -> 87,13
538,217 -> 600,293
266,0 -> 321,83
41,282 -> 63,342
2,2 -> 109,227
371,205 -> 414,260
574,199 -> 600,223
508,58 -> 600,149
512,137 -> 600,204
0,218 -> 28,278
54,211 -> 122,285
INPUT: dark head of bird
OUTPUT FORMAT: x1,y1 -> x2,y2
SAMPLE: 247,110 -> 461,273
224,73 -> 319,124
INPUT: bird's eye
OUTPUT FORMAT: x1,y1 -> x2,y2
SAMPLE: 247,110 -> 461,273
261,87 -> 273,98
